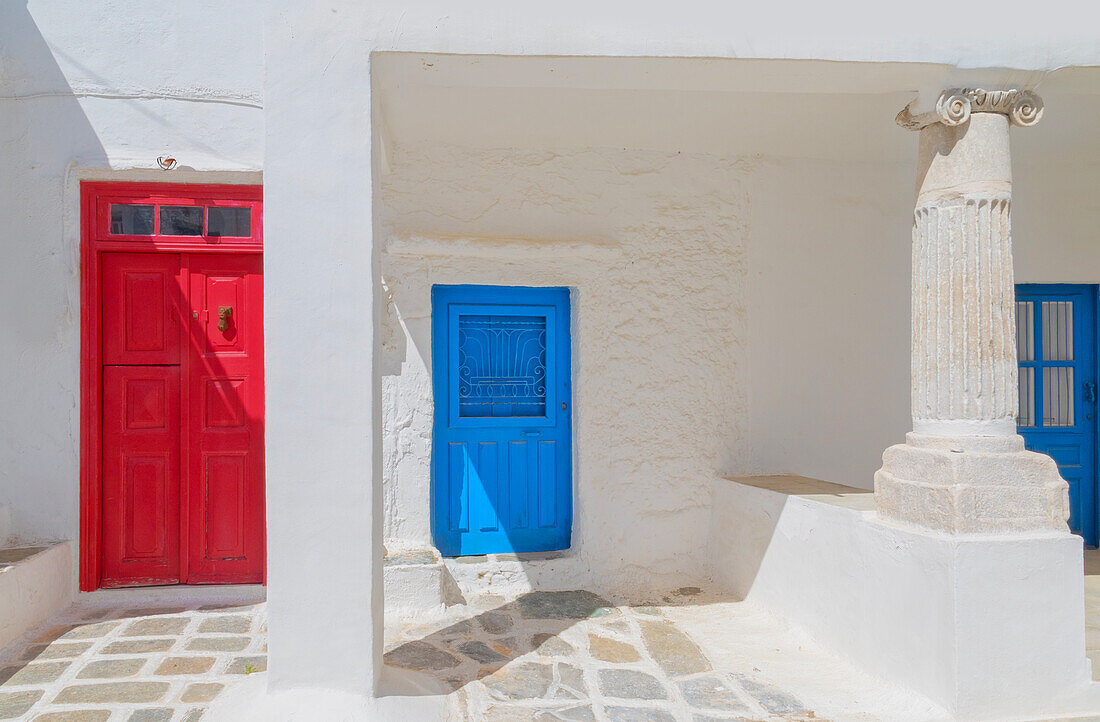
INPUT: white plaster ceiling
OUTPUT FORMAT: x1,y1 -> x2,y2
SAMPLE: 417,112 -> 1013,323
375,54 -> 1100,169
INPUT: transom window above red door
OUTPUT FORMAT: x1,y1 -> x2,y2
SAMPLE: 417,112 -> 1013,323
88,183 -> 262,246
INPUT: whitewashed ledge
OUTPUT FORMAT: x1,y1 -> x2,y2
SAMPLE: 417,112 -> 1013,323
722,474 -> 875,511
0,542 -> 74,654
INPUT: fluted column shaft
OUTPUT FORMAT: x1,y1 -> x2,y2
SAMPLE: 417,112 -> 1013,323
911,113 -> 1016,436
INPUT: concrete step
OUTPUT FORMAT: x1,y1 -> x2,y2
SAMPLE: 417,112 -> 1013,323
0,542 -> 73,654
384,547 -> 448,618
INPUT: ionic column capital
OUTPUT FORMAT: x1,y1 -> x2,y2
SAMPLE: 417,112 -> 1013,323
896,88 -> 1044,130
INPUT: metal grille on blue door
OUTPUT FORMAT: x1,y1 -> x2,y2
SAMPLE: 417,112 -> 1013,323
458,315 -> 547,417
433,287 -> 572,556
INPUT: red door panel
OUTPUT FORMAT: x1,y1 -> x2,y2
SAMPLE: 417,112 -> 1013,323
101,365 -> 181,586
102,254 -> 182,365
185,255 -> 264,583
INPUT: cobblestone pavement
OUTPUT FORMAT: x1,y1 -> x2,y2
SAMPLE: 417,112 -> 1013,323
4,588 -> 819,721
0,600 -> 266,721
385,588 -> 821,721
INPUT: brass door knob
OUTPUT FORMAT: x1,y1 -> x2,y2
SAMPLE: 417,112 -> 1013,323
217,306 -> 232,332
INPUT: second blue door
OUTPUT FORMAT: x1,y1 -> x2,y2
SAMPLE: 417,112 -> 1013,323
431,285 -> 572,556
1016,285 -> 1098,546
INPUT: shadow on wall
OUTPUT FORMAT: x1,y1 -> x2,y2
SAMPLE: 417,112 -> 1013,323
0,1 -> 108,167
380,278 -> 410,377
0,1 -> 108,546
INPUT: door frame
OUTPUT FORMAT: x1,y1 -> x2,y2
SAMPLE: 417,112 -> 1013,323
79,182 -> 263,591
1016,282 -> 1100,546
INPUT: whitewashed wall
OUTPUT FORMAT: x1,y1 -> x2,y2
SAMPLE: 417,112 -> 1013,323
0,1 -> 263,547
746,159 -> 913,489
378,143 -> 751,594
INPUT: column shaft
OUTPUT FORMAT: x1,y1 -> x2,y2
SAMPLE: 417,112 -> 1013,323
913,197 -> 1014,432
911,113 -> 1017,436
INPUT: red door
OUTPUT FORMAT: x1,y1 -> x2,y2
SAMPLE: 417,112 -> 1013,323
99,252 -> 264,586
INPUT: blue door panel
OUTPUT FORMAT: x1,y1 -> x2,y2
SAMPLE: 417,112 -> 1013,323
507,442 -> 528,529
447,443 -> 468,532
538,441 -> 557,528
432,285 -> 572,556
1016,284 -> 1098,546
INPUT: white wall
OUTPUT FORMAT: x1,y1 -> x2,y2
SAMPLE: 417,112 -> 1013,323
378,142 -> 751,594
0,1 -> 263,546
1014,162 -> 1100,283
746,159 -> 913,489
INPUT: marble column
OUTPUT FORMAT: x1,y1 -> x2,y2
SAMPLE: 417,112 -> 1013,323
876,88 -> 1070,533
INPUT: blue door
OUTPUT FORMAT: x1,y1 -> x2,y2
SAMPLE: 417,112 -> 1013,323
1016,285 -> 1098,546
431,285 -> 572,556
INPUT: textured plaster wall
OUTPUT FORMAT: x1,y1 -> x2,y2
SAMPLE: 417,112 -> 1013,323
0,1 -> 263,546
378,143 -> 751,593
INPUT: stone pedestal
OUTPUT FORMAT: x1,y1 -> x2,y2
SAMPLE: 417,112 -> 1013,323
711,477 -> 1093,719
876,89 -> 1069,533
876,433 -> 1068,532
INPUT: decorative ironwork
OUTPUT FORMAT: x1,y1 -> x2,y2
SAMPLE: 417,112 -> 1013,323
458,315 -> 547,417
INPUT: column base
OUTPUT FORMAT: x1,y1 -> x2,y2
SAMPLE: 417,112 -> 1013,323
875,433 -> 1070,533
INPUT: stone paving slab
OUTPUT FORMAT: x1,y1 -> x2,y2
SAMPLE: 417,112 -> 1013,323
76,659 -> 146,680
0,600 -> 266,721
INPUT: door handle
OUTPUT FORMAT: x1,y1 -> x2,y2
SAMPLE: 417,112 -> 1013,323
217,306 -> 232,332
1086,382 -> 1097,404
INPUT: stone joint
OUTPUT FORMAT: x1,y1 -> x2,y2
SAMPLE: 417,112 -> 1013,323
896,88 -> 1044,130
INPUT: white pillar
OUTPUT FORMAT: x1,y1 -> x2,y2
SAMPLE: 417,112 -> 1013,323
876,88 -> 1070,533
262,2 -> 382,700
